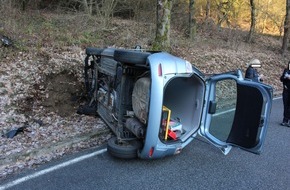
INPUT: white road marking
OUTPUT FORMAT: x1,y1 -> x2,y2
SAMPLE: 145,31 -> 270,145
0,148 -> 107,190
214,108 -> 235,116
214,96 -> 281,116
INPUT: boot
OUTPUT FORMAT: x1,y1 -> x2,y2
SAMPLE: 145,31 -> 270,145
287,120 -> 290,128
281,118 -> 288,126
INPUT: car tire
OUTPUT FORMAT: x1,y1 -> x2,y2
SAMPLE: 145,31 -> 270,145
85,47 -> 103,56
107,136 -> 142,159
114,50 -> 151,65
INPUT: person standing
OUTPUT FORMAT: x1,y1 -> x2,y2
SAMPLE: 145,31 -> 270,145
245,59 -> 264,82
280,61 -> 290,127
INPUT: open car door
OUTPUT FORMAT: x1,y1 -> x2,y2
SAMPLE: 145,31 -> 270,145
199,70 -> 273,155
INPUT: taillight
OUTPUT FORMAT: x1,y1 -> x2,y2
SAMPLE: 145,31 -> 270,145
149,147 -> 154,157
158,64 -> 162,76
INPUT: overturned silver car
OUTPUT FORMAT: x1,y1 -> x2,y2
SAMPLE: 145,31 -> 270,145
78,47 -> 273,159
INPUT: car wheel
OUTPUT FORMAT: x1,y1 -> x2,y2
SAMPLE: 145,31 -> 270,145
85,47 -> 103,56
107,136 -> 143,159
114,50 -> 151,65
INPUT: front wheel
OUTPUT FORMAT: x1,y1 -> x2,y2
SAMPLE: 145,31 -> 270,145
107,137 -> 142,159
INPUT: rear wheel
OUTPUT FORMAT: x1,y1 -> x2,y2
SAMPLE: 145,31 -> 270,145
107,137 -> 142,159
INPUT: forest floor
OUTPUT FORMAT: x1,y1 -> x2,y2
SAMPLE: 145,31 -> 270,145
0,13 -> 289,180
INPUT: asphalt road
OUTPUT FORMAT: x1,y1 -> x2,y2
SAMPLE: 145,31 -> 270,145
1,98 -> 290,190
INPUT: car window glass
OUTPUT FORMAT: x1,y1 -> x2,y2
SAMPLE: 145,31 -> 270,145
209,79 -> 237,141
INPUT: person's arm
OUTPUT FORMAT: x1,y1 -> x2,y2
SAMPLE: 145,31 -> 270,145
245,67 -> 254,79
249,68 -> 260,82
280,69 -> 287,82
258,74 -> 264,82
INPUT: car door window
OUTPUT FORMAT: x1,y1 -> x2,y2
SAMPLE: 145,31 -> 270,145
208,79 -> 237,141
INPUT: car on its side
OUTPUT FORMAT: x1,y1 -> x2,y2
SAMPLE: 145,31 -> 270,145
78,47 -> 272,159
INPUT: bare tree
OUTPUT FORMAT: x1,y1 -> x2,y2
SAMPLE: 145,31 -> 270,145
206,0 -> 210,20
247,0 -> 256,42
188,0 -> 196,40
21,0 -> 29,11
216,0 -> 232,29
153,0 -> 173,51
282,0 -> 290,55
95,0 -> 119,27
82,0 -> 93,15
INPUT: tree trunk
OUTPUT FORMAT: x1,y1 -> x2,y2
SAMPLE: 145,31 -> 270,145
21,0 -> 29,11
153,0 -> 173,51
282,0 -> 290,55
247,0 -> 256,42
82,0 -> 92,15
261,0 -> 271,34
206,0 -> 210,20
188,0 -> 196,40
216,1 -> 231,29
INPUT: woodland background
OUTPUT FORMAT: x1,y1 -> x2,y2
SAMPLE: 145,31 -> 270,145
0,0 -> 290,179
0,0 -> 289,51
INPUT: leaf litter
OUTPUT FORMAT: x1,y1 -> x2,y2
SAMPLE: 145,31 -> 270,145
0,46 -> 111,179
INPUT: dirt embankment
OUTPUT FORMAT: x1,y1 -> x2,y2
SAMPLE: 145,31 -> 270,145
0,47 -> 112,178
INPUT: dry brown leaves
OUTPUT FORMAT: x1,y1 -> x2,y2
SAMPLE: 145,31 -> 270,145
0,46 -> 111,179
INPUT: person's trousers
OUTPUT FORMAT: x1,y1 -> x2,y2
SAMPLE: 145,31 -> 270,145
282,90 -> 290,120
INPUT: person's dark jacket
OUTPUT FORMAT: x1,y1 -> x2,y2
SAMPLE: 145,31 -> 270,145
245,66 -> 260,82
280,69 -> 290,91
